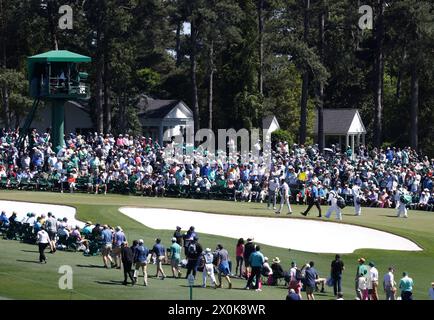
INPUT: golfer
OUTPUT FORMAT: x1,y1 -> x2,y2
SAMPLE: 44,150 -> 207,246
36,226 -> 49,263
325,191 -> 342,221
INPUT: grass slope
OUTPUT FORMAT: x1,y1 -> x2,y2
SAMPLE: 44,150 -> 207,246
0,191 -> 432,300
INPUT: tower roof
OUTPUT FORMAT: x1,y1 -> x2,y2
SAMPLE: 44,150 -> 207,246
28,50 -> 91,63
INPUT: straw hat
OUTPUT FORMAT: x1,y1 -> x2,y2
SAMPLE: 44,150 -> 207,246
273,257 -> 281,264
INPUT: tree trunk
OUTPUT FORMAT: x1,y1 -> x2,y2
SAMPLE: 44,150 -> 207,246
103,58 -> 111,133
175,20 -> 182,67
190,18 -> 200,133
95,53 -> 104,134
0,0 -> 10,129
208,41 -> 214,130
47,1 -> 59,50
373,0 -> 385,148
410,67 -> 419,150
257,0 -> 264,96
299,0 -> 310,145
317,4 -> 325,153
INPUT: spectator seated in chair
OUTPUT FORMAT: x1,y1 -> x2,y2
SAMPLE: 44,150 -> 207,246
261,257 -> 273,284
270,257 -> 285,285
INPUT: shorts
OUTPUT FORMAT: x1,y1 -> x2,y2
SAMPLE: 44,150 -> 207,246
47,231 -> 57,241
101,243 -> 112,255
306,286 -> 315,295
171,257 -> 180,268
218,262 -> 230,276
112,247 -> 121,255
157,255 -> 166,264
135,262 -> 147,269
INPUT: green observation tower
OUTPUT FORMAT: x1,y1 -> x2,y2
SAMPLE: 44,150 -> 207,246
20,50 -> 91,152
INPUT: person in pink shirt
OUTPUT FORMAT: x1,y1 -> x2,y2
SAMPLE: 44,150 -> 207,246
235,238 -> 245,278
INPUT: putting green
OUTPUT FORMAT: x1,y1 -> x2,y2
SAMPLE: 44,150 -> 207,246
0,191 -> 432,300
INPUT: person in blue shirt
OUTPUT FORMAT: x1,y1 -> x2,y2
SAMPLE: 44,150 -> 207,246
152,238 -> 166,280
303,261 -> 319,300
134,239 -> 149,286
245,245 -> 265,291
286,288 -> 301,301
0,211 -> 9,228
100,225 -> 115,268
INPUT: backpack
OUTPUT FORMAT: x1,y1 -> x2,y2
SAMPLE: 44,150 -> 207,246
295,268 -> 304,281
337,196 -> 346,209
187,243 -> 197,256
400,194 -> 412,205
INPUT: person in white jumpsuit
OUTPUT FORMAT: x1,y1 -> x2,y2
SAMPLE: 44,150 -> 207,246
202,248 -> 217,288
352,185 -> 362,216
325,191 -> 342,221
276,179 -> 292,214
394,188 -> 408,218
268,177 -> 279,210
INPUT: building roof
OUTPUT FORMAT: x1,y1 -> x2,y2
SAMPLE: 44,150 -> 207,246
137,96 -> 192,119
314,109 -> 366,135
262,115 -> 278,129
28,50 -> 91,63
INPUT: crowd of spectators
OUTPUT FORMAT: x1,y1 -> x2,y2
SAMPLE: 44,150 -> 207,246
0,128 -> 432,211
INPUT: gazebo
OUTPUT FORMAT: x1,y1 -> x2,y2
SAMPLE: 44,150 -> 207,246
315,109 -> 367,156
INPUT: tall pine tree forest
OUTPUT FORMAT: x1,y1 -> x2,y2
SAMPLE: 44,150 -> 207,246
0,0 -> 433,154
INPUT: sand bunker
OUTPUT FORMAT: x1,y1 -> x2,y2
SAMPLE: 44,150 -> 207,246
120,207 -> 422,254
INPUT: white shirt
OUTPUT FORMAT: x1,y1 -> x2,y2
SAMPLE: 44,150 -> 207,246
37,230 -> 50,244
370,267 -> 379,282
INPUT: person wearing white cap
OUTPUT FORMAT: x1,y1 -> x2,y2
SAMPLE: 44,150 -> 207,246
325,190 -> 342,221
201,248 -> 217,288
276,178 -> 293,215
352,184 -> 362,216
394,188 -> 408,218
170,237 -> 182,278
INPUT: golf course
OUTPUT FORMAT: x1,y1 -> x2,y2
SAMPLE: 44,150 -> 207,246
0,190 -> 432,300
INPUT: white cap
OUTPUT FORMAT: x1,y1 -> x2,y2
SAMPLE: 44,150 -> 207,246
138,239 -> 144,244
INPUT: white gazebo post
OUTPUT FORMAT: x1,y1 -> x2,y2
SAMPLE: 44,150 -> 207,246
346,134 -> 349,149
351,135 -> 355,160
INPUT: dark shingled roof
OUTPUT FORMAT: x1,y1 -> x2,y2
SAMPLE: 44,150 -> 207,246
314,109 -> 365,134
262,115 -> 278,129
137,95 -> 182,119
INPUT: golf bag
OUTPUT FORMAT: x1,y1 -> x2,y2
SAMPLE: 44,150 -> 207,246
337,196 -> 346,209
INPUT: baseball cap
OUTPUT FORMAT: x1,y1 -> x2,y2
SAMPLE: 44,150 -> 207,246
171,237 -> 177,242
138,239 -> 144,244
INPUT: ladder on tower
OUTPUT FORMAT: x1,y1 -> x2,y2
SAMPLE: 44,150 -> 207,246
17,98 -> 40,151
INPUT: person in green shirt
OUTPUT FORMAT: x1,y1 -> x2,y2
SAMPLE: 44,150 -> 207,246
399,272 -> 414,300
355,258 -> 368,300
170,237 -> 182,278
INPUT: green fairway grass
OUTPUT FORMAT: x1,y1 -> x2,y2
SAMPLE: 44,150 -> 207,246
0,191 -> 433,300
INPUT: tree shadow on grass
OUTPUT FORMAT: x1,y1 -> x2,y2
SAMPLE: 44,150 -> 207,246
76,264 -> 107,269
380,215 -> 400,218
16,259 -> 41,264
95,280 -> 125,286
21,250 -> 39,253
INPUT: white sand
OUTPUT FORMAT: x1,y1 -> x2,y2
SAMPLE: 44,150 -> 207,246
120,207 -> 422,254
0,200 -> 83,228
0,200 -> 422,254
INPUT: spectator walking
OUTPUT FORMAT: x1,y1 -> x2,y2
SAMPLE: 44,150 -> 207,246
288,261 -> 303,299
185,236 -> 203,279
245,245 -> 264,291
44,212 -> 57,253
152,238 -> 166,280
368,262 -> 379,300
36,226 -> 49,263
243,238 -> 255,279
399,272 -> 414,300
133,239 -> 149,286
113,226 -> 126,269
383,267 -> 396,300
235,238 -> 245,278
101,225 -> 115,268
303,262 -> 319,300
170,237 -> 182,278
355,258 -> 368,299
121,241 -> 135,285
429,282 -> 434,300
301,182 -> 322,217
330,254 -> 345,297
215,244 -> 232,289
